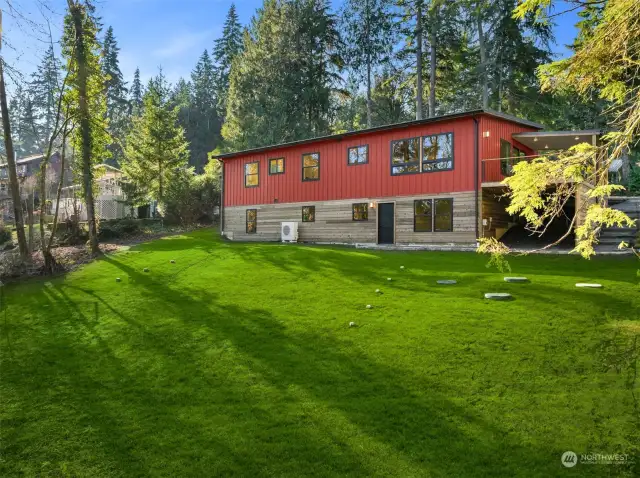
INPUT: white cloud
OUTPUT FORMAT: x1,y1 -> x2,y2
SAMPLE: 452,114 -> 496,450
152,30 -> 215,59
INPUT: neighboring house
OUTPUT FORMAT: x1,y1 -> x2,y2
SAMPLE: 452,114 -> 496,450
0,152 -> 67,199
57,164 -> 154,221
213,109 -> 603,247
0,152 -> 70,222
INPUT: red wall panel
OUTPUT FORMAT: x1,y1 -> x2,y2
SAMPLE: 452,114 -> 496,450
224,113 -> 538,207
478,116 -> 537,184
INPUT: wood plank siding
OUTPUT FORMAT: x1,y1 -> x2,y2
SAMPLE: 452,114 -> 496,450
225,192 -> 477,244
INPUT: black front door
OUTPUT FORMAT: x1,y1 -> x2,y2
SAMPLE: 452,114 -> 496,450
378,203 -> 395,244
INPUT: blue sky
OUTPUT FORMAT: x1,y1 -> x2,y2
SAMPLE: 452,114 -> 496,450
2,0 -> 582,89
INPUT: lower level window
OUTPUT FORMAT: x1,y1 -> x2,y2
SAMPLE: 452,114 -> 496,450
434,199 -> 453,231
414,198 -> 453,232
302,206 -> 315,222
352,203 -> 369,221
246,209 -> 257,233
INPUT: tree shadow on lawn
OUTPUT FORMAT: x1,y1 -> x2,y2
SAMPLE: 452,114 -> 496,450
63,254 -> 572,477
14,287 -> 274,476
228,241 -> 639,285
4,284 -> 372,477
224,242 -> 637,321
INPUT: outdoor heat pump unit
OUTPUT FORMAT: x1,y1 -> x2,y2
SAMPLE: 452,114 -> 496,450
281,222 -> 299,243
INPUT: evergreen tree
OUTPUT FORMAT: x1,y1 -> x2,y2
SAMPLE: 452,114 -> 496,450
102,26 -> 129,165
212,4 -> 244,118
122,74 -> 190,203
130,67 -> 144,115
18,97 -> 40,155
487,0 -> 552,114
223,0 -> 341,151
30,45 -> 62,146
395,0 -> 426,119
102,27 -> 128,121
330,75 -> 367,133
371,69 -> 413,125
8,85 -> 26,155
341,0 -> 394,127
188,50 -> 220,172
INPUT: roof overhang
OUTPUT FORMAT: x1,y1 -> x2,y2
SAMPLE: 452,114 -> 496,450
214,109 -> 544,160
512,130 -> 602,151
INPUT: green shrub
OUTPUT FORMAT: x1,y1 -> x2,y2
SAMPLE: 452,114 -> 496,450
628,162 -> 640,195
161,165 -> 220,226
0,226 -> 11,244
98,218 -> 142,240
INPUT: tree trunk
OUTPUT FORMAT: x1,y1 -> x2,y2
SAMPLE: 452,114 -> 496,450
477,7 -> 489,109
69,2 -> 100,254
415,0 -> 424,120
429,29 -> 436,117
43,134 -> 69,274
26,193 -> 34,253
158,158 -> 163,203
366,54 -> 372,128
0,60 -> 29,260
365,0 -> 372,128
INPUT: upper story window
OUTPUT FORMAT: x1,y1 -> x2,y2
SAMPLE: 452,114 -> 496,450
269,158 -> 285,175
391,138 -> 420,175
422,133 -> 453,171
244,161 -> 259,187
348,145 -> 368,165
391,133 -> 454,175
302,153 -> 320,181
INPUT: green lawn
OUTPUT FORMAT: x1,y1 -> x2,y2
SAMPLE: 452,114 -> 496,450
1,229 -> 638,477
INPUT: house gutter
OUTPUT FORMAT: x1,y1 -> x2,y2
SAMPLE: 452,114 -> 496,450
216,158 -> 225,236
473,116 -> 480,242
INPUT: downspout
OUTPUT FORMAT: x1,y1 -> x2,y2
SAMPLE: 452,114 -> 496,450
473,116 -> 480,242
217,158 -> 225,237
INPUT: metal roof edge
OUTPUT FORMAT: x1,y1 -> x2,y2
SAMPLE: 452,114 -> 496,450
213,109 -> 543,160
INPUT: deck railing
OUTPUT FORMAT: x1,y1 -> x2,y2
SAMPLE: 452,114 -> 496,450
482,154 -> 556,183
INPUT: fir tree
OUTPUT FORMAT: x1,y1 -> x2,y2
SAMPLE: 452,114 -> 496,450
223,0 -> 341,151
18,97 -> 40,155
122,74 -> 190,203
102,26 -> 129,122
130,67 -> 143,115
30,45 -> 62,146
188,50 -> 220,172
212,4 -> 243,118
341,0 -> 394,127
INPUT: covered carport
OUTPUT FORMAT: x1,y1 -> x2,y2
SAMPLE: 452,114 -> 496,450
481,129 -> 602,249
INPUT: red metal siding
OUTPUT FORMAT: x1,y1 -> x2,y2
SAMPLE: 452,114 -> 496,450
224,113 -> 538,207
478,116 -> 537,184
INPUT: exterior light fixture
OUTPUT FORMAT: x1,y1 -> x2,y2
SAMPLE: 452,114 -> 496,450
369,201 -> 376,209
544,144 -> 549,149
533,137 -> 538,142
574,136 -> 580,141
483,131 -> 490,138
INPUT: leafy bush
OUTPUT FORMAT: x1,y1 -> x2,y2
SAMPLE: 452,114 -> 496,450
0,250 -> 24,279
161,162 -> 220,226
98,218 -> 143,240
0,226 -> 11,245
628,162 -> 640,195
